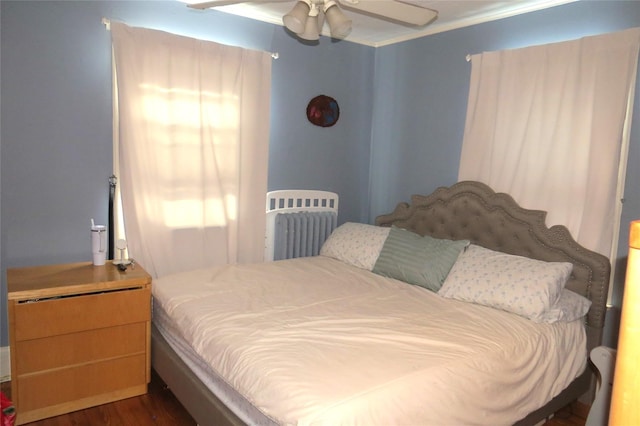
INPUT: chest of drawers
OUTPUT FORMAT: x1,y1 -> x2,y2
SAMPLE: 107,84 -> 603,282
7,262 -> 152,424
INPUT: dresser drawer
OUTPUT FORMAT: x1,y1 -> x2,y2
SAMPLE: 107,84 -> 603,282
13,287 -> 151,341
17,354 -> 147,412
7,262 -> 152,425
14,322 -> 146,374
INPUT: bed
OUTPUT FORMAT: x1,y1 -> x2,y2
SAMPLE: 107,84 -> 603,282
150,180 -> 611,426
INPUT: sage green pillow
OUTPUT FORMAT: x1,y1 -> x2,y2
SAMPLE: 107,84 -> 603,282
372,227 -> 469,292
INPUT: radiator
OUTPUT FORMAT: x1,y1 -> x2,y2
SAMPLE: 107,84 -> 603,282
265,190 -> 339,261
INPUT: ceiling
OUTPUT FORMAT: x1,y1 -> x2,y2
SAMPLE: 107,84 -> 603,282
184,0 -> 578,47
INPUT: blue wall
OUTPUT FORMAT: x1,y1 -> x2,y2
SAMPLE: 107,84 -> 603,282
2,0 -> 639,351
0,0 -> 374,347
370,1 -> 640,221
369,1 -> 640,346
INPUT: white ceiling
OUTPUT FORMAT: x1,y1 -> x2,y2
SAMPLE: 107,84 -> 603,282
185,0 -> 578,47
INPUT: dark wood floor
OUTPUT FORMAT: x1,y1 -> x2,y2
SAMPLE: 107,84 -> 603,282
1,370 -> 197,425
544,402 -> 588,426
1,371 -> 587,425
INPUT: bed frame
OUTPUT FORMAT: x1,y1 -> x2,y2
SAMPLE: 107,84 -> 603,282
151,180 -> 611,426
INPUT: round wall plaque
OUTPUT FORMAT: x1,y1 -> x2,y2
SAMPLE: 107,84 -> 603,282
306,95 -> 340,127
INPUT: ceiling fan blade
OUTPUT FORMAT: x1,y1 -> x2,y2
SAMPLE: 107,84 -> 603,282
185,0 -> 247,9
337,0 -> 437,26
184,0 -> 288,9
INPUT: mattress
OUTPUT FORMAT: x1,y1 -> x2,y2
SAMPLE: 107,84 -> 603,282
152,256 -> 587,426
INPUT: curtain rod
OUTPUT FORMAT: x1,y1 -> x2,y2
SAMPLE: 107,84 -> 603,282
101,18 -> 279,59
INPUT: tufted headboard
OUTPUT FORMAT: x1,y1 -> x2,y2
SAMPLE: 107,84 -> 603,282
375,180 -> 611,353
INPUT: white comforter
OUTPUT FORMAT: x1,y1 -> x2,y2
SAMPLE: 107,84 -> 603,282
152,256 -> 587,426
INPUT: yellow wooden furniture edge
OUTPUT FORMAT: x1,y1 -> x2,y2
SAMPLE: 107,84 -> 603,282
609,220 -> 640,425
7,261 -> 151,301
7,261 -> 152,425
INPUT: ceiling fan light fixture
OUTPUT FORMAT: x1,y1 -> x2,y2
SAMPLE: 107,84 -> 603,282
323,1 -> 352,39
298,7 -> 321,40
283,0 -> 311,34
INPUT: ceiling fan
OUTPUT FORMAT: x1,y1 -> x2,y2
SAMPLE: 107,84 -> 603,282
182,0 -> 438,41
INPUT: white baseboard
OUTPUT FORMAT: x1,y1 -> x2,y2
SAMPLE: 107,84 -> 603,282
0,346 -> 10,382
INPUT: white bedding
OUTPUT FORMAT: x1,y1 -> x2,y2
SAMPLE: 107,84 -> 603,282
152,256 -> 587,426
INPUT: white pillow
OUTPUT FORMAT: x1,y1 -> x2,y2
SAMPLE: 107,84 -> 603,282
538,289 -> 592,323
438,244 -> 572,322
320,222 -> 390,270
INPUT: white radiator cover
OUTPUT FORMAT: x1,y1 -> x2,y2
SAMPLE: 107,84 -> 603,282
265,190 -> 339,261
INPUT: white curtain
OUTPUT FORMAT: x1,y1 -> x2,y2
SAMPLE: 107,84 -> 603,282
459,28 -> 640,258
110,23 -> 272,278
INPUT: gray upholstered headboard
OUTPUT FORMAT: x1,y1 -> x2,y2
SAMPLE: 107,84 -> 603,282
375,180 -> 611,352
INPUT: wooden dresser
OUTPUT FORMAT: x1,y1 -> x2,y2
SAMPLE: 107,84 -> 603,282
6,262 -> 152,425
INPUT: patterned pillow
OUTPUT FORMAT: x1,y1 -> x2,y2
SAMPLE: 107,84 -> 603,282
320,222 -> 390,270
438,244 -> 572,322
538,289 -> 592,323
372,227 -> 469,292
